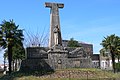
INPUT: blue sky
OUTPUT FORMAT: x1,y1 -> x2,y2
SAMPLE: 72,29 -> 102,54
0,0 -> 120,64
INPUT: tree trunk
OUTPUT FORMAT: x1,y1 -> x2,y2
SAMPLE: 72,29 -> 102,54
15,59 -> 17,71
13,60 -> 15,71
8,44 -> 12,75
111,53 -> 115,73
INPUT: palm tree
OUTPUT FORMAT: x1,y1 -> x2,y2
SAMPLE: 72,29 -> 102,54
100,34 -> 120,73
4,43 -> 25,71
115,37 -> 120,63
100,48 -> 106,57
12,44 -> 25,71
0,20 -> 24,74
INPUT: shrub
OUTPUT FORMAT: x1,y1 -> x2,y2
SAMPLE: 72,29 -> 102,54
115,63 -> 120,71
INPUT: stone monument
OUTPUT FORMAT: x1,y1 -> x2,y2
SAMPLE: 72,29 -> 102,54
45,2 -> 63,48
20,2 -> 92,71
45,2 -> 68,69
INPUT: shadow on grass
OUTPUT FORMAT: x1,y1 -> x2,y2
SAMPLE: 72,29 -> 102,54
0,59 -> 55,80
0,69 -> 54,80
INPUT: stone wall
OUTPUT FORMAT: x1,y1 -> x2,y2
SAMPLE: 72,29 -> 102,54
26,47 -> 49,59
20,59 -> 52,71
62,40 -> 93,57
20,47 -> 92,71
20,58 -> 92,71
67,58 -> 92,68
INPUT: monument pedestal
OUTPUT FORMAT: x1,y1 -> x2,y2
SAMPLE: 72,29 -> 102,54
48,46 -> 68,69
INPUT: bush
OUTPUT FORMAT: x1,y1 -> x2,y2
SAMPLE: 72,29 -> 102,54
115,63 -> 120,71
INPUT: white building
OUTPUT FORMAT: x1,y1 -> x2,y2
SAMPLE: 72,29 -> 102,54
0,64 -> 9,71
91,53 -> 120,70
100,53 -> 120,70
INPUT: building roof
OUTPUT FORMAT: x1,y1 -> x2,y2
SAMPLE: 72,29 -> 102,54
62,40 -> 93,45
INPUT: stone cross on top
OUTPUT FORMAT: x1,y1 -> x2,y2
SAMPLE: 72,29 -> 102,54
45,2 -> 64,48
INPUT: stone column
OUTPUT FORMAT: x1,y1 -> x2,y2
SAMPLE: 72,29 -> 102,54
45,2 -> 64,48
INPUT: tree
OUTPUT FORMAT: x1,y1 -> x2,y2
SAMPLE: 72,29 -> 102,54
100,34 -> 120,73
0,20 -> 24,74
115,42 -> 120,63
67,38 -> 80,47
100,48 -> 106,57
4,42 -> 25,71
24,29 -> 48,47
12,44 -> 25,71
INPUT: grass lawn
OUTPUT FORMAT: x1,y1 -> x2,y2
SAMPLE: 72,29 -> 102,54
0,68 -> 120,80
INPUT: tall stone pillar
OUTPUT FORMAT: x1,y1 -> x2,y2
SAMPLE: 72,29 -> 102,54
45,2 -> 64,48
45,2 -> 68,69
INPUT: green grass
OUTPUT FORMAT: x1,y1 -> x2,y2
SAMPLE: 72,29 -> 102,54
0,68 -> 120,80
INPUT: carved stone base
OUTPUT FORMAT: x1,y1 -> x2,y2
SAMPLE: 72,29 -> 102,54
48,48 -> 68,69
